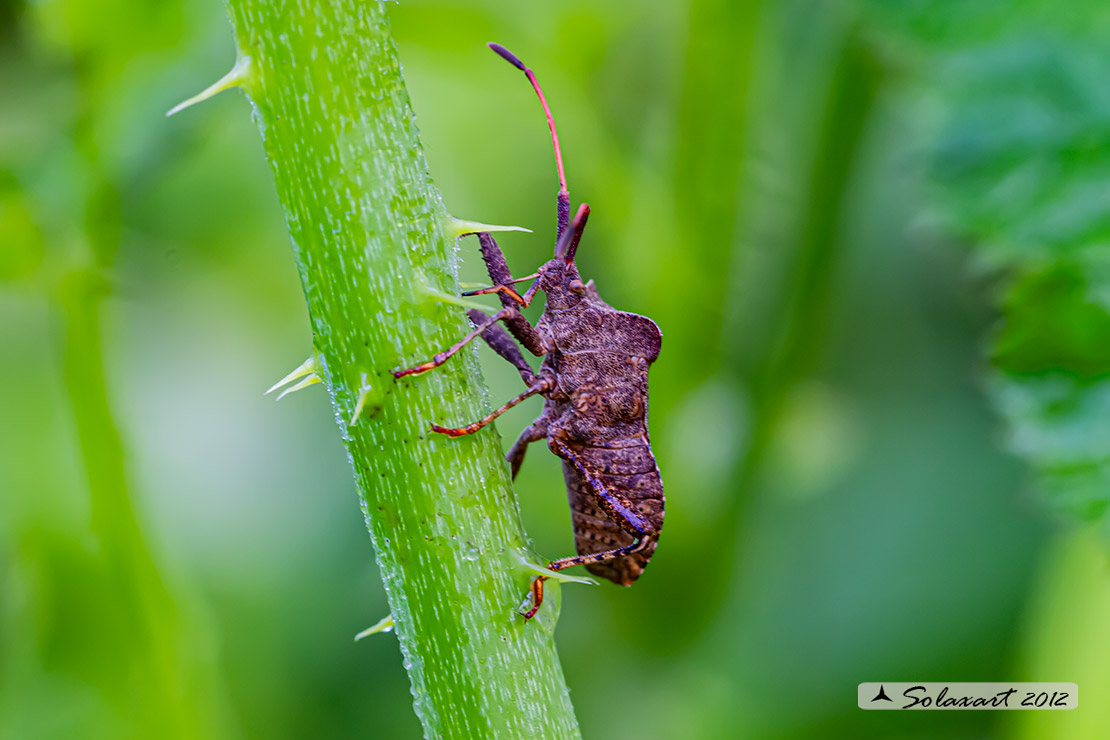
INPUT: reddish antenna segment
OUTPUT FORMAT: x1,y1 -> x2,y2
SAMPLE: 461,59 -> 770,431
488,42 -> 571,236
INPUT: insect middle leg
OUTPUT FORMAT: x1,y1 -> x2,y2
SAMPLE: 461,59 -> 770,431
520,438 -> 657,619
432,378 -> 552,438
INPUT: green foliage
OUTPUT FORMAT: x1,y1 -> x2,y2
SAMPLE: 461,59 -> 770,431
3,0 -> 1109,738
0,189 -> 44,283
856,0 -> 1110,521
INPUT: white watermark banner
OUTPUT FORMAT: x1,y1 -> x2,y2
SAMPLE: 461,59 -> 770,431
858,683 -> 1077,710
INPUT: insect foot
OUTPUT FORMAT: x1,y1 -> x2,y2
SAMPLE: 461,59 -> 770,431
519,575 -> 548,620
516,557 -> 597,620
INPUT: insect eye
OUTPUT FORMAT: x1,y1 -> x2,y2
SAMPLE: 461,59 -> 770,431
569,279 -> 586,295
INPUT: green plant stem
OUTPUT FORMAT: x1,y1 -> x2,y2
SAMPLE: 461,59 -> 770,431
222,2 -> 580,738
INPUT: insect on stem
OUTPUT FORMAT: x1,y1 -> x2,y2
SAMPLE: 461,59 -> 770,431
395,45 -> 666,622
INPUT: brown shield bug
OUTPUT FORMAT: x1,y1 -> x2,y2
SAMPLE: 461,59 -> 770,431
394,42 -> 664,619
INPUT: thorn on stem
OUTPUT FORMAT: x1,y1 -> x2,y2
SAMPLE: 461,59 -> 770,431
349,372 -> 380,425
444,215 -> 531,240
166,54 -> 254,117
266,354 -> 322,399
354,614 -> 394,641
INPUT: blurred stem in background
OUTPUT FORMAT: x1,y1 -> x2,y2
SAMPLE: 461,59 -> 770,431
724,12 -> 882,584
650,0 -> 884,633
0,1 -> 227,737
56,264 -> 199,738
1004,527 -> 1110,739
55,74 -> 195,736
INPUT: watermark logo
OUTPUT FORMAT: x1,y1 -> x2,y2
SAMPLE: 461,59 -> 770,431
858,683 -> 1078,710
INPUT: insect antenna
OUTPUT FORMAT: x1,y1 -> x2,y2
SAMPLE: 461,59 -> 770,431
554,203 -> 590,264
488,42 -> 571,239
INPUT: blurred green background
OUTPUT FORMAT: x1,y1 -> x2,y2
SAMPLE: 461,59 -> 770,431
3,0 -> 1110,738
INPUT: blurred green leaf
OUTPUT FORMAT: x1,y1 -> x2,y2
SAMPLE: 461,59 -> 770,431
930,37 -> 1110,268
0,189 -> 45,283
855,1 -> 1110,521
991,375 -> 1110,520
994,263 -> 1110,377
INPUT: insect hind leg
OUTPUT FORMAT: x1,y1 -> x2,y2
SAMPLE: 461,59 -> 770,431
520,438 -> 656,620
520,535 -> 656,620
549,533 -> 654,571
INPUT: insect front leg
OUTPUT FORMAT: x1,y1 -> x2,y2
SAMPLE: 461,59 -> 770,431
461,274 -> 538,304
520,438 -> 658,619
465,309 -> 535,385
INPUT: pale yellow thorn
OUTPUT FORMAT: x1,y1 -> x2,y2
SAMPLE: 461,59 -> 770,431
415,282 -> 490,313
349,372 -> 375,426
354,614 -> 395,641
519,557 -> 599,586
265,354 -> 319,396
275,373 -> 321,401
166,54 -> 254,117
444,216 -> 532,240
429,291 -> 491,313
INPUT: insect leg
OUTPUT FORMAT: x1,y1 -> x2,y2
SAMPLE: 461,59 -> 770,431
520,439 -> 657,619
432,378 -> 552,437
551,439 -> 653,537
460,273 -> 539,302
506,416 -> 550,479
465,309 -> 534,384
392,307 -> 514,378
547,536 -> 655,572
521,535 -> 655,619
